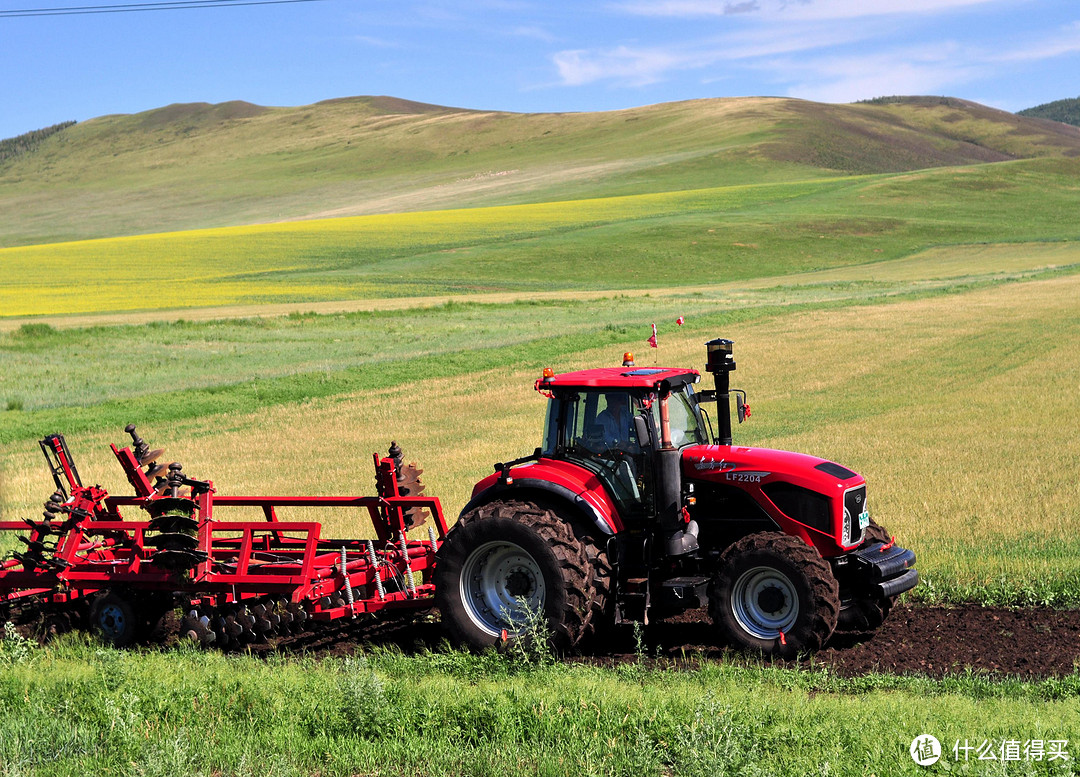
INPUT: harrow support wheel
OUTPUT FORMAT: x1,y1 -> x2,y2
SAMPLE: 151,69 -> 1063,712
434,499 -> 604,652
89,590 -> 140,647
710,532 -> 839,659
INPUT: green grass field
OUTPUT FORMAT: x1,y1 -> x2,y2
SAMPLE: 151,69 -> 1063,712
3,96 -> 1080,776
3,156 -> 1080,319
2,633 -> 1079,777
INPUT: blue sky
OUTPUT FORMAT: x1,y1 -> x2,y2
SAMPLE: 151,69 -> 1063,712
2,0 -> 1078,139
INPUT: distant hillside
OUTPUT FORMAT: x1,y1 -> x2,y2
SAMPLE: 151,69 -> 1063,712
2,94 -> 1080,247
1018,97 -> 1080,128
0,121 -> 77,163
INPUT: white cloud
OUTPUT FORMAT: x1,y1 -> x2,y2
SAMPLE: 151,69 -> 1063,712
551,1 -> 1077,103
550,22 -> 867,87
553,46 -> 704,86
550,30 -> 998,102
353,35 -> 401,49
511,25 -> 559,43
617,0 -> 1009,20
776,46 -> 984,103
992,19 -> 1080,62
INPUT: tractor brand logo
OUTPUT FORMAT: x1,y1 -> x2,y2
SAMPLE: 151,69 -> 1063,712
692,458 -> 769,482
854,494 -> 863,505
692,457 -> 737,472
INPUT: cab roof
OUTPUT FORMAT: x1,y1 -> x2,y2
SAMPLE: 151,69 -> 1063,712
538,366 -> 700,391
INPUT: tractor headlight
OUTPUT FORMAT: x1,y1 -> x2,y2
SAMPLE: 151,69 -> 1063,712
842,508 -> 852,547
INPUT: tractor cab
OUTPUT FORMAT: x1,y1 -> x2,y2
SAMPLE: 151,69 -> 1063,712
536,362 -> 707,554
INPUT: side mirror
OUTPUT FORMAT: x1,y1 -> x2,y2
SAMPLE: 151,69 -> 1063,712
734,390 -> 750,424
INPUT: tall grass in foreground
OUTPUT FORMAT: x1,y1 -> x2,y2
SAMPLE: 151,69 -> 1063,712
1,633 -> 1078,777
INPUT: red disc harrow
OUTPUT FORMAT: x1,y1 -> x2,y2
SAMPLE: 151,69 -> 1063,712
0,427 -> 448,647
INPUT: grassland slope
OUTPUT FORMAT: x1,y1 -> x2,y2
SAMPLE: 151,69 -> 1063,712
3,95 -> 1079,246
4,154 -> 1079,318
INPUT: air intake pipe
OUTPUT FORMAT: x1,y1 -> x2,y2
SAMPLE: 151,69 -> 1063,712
656,379 -> 699,557
705,338 -> 736,445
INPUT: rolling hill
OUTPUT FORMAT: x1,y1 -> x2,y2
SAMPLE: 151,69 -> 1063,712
2,95 -> 1079,247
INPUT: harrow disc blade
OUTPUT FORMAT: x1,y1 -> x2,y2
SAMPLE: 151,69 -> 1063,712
287,602 -> 309,632
223,615 -> 244,639
17,536 -> 48,555
138,448 -> 166,466
237,606 -> 256,629
150,548 -> 207,571
12,552 -> 40,572
181,612 -> 217,646
147,514 -> 199,534
145,532 -> 200,550
146,496 -> 198,519
397,463 -> 428,529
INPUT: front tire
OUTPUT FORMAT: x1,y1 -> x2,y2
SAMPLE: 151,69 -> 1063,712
836,522 -> 897,637
710,532 -> 839,658
434,500 -> 601,651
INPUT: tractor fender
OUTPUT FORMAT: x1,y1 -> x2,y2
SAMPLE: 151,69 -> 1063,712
462,476 -> 620,537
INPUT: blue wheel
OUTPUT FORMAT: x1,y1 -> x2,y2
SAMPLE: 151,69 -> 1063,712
90,591 -> 138,647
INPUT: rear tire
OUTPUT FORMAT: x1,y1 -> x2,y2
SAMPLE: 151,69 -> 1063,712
434,500 -> 603,651
709,532 -> 839,658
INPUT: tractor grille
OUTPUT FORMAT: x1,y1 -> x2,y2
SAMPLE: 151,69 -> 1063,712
762,483 -> 831,534
844,485 -> 867,546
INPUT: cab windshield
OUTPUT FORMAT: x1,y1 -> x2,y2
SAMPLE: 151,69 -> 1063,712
665,387 -> 709,448
541,386 -> 708,456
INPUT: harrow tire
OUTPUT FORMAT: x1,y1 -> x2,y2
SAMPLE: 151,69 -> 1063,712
89,591 -> 139,648
710,532 -> 840,659
434,499 -> 603,652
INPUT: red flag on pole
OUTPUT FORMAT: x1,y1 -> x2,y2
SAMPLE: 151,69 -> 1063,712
676,316 -> 684,326
647,323 -> 658,348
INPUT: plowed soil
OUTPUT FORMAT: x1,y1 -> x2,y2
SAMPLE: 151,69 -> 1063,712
22,603 -> 1080,679
652,603 -> 1080,678
228,603 -> 1080,680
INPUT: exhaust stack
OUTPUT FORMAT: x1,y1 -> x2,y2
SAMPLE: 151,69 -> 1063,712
705,338 -> 736,445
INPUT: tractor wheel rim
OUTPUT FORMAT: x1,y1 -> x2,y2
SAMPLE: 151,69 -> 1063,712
98,603 -> 126,639
460,540 -> 546,637
731,566 -> 799,640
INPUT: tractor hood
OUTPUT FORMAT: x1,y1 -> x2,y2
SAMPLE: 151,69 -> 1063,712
682,444 -> 868,553
681,445 -> 865,493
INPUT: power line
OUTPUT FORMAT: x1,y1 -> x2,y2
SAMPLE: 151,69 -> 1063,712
0,0 -> 332,16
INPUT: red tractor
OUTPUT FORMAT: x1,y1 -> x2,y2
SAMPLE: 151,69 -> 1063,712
435,338 -> 917,656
